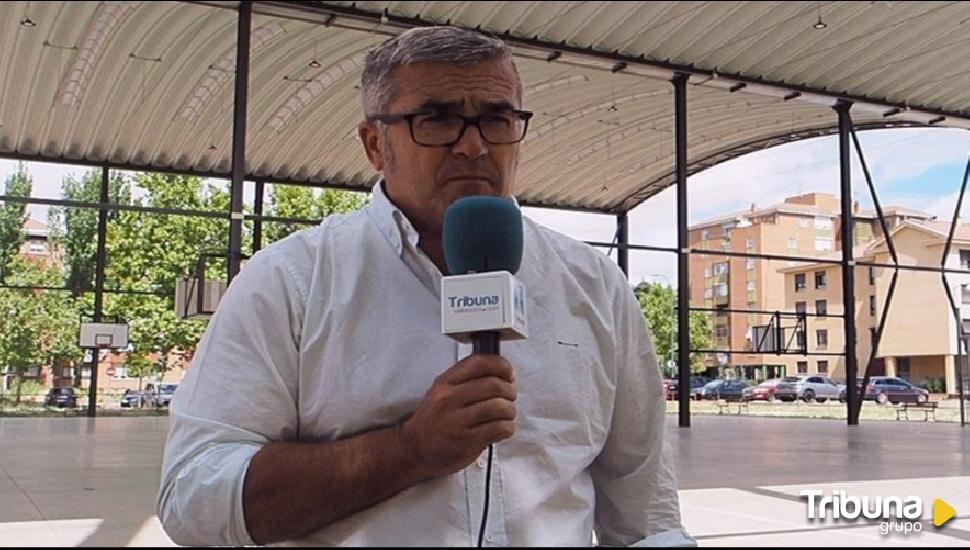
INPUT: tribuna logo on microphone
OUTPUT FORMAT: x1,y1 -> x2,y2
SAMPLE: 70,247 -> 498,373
449,294 -> 501,311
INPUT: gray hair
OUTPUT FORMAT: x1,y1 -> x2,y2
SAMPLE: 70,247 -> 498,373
361,26 -> 522,117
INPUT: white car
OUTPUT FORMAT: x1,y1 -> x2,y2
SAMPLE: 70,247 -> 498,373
774,375 -> 845,402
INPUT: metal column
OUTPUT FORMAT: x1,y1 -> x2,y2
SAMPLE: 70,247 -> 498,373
253,180 -> 264,253
616,211 -> 629,277
672,73 -> 691,427
228,1 -> 252,283
835,101 -> 859,426
87,165 -> 110,417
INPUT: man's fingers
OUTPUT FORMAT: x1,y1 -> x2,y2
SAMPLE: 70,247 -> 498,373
461,397 -> 516,428
472,420 -> 516,445
453,376 -> 517,406
442,355 -> 514,385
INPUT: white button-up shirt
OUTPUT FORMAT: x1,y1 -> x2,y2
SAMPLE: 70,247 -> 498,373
157,182 -> 694,547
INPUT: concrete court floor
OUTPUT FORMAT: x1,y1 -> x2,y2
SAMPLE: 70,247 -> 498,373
0,415 -> 968,547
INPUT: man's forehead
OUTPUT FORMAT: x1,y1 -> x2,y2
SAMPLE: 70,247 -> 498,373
392,61 -> 521,108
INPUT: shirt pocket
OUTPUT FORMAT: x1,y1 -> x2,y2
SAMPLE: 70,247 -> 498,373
507,332 -> 611,453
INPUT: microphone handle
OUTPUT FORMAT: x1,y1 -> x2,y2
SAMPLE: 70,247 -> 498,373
472,331 -> 501,355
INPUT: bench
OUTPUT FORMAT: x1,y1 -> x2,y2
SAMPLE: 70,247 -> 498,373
716,399 -> 749,415
895,401 -> 938,422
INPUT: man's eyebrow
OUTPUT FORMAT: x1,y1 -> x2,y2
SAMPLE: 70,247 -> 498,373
415,99 -> 517,113
416,99 -> 461,112
480,100 -> 516,113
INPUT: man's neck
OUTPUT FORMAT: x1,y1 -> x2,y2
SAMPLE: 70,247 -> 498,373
417,232 -> 448,275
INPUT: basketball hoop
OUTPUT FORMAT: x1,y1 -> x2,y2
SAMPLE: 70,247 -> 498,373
79,319 -> 129,350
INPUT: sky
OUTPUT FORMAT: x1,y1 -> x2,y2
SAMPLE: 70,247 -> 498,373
2,127 -> 968,287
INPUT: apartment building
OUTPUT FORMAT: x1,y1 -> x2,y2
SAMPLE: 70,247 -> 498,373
688,193 -> 840,381
778,216 -> 968,396
689,192 -> 933,382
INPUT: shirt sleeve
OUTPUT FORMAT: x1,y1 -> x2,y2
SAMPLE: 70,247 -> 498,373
590,273 -> 696,547
156,247 -> 306,546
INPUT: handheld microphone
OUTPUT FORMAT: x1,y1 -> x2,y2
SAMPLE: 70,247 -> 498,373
440,195 -> 527,548
441,195 -> 528,354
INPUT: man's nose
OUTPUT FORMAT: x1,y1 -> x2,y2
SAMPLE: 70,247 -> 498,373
450,123 -> 489,159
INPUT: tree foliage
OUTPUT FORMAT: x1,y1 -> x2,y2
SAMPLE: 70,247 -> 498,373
633,281 -> 713,375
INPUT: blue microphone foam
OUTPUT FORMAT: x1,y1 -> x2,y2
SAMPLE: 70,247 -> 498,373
443,196 -> 523,275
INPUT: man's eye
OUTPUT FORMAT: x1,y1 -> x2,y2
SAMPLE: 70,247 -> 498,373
485,114 -> 514,124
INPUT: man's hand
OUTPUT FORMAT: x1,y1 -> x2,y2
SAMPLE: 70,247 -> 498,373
400,354 -> 517,480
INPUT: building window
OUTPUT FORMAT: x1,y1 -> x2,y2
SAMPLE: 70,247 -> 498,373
798,218 -> 810,229
714,263 -> 728,276
961,250 -> 970,269
815,217 -> 833,230
815,238 -> 833,252
795,301 -> 807,314
795,273 -> 806,292
705,266 -> 712,278
747,281 -> 756,292
746,259 -> 755,271
788,238 -> 798,250
61,366 -> 74,378
704,288 -> 714,299
746,238 -> 755,251
722,242 -> 731,252
28,242 -> 46,254
869,266 -> 875,285
701,230 -> 710,241
817,329 -> 828,348
870,295 -> 876,316
815,271 -> 827,289
797,361 -> 808,374
816,300 -> 827,316
715,283 -> 728,297
796,331 -> 806,348
715,326 -> 729,339
817,360 -> 829,374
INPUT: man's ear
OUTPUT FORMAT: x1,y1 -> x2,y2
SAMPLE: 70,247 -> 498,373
359,121 -> 385,172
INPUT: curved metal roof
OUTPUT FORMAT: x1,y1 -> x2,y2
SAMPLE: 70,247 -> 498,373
1,1 -> 967,213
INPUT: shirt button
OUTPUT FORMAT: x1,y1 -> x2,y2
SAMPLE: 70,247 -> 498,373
485,534 -> 494,543
477,458 -> 486,468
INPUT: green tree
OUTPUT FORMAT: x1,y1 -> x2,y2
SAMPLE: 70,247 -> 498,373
0,257 -> 80,404
48,169 -> 131,297
634,282 -> 713,375
0,163 -> 32,282
265,185 -> 368,243
101,174 -> 227,384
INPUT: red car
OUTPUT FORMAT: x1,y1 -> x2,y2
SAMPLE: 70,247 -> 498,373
743,378 -> 783,402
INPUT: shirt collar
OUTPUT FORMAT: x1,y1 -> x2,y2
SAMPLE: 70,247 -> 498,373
367,179 -> 522,256
368,180 -> 418,257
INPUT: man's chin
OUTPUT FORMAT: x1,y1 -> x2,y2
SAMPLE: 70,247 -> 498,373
444,179 -> 500,199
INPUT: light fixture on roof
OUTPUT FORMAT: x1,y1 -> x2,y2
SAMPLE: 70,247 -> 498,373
20,1 -> 36,27
308,60 -> 321,69
813,3 -> 828,29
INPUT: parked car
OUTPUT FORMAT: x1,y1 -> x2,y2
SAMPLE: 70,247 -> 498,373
155,384 -> 178,407
773,375 -> 844,402
45,387 -> 77,408
712,380 -> 752,401
742,378 -> 783,402
668,376 -> 712,400
862,376 -> 930,404
121,389 -> 155,408
695,379 -> 729,400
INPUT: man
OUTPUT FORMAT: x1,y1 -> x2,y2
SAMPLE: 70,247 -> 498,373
157,26 -> 693,547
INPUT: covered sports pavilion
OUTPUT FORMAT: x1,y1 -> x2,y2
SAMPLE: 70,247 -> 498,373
3,2 -> 970,547
1,1 -> 969,425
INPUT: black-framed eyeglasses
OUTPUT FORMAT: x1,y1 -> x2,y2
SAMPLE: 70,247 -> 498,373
368,109 -> 533,147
